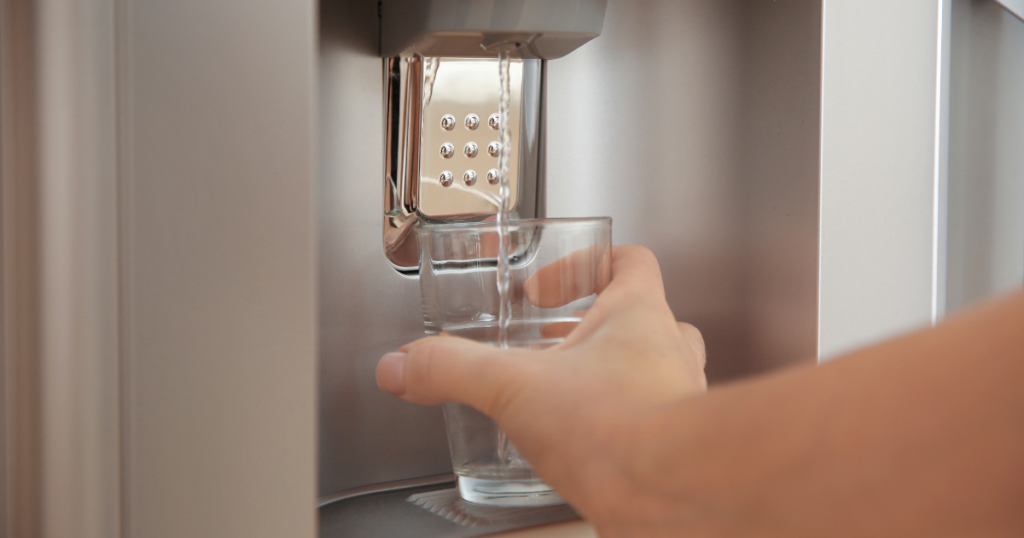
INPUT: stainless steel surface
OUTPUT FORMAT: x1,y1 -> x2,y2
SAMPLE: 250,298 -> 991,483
408,488 -> 577,529
383,56 -> 543,272
319,482 -> 486,538
121,1 -> 317,537
819,0 -> 953,360
994,0 -> 1024,20
2,0 -> 121,536
488,521 -> 596,538
320,0 -> 822,502
319,473 -> 455,508
2,0 -> 45,533
380,0 -> 608,60
319,481 -> 579,538
544,0 -> 821,377
321,0 -> 453,497
416,58 -> 523,220
947,0 -> 1024,312
383,55 -> 426,270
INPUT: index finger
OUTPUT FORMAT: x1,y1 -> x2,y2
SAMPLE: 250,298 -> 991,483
524,244 -> 663,308
523,243 -> 612,308
547,245 -> 667,348
602,244 -> 665,300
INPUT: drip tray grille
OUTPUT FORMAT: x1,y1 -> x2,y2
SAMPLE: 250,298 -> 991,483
409,488 -> 579,530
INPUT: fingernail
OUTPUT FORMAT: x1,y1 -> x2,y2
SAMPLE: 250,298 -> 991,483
377,352 -> 408,395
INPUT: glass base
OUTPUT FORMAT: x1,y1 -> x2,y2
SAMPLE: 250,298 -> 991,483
457,475 -> 566,507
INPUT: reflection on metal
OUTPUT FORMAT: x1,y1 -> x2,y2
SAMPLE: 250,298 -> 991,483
379,0 -> 608,59
383,56 -> 544,273
317,473 -> 456,508
439,142 -> 454,159
993,0 -> 1024,22
383,56 -> 424,271
440,113 -> 455,131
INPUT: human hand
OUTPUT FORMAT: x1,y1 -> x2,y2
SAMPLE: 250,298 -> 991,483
376,245 -> 707,535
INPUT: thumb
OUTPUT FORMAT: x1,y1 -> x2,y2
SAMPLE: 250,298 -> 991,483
376,336 -> 530,419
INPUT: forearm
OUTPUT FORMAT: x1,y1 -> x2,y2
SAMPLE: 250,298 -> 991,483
632,290 -> 1024,537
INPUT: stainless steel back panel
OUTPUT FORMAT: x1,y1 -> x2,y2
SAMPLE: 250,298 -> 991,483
544,0 -> 821,377
320,0 -> 454,497
319,0 -> 821,498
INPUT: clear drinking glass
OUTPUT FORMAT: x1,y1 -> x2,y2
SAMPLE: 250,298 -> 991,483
416,217 -> 612,506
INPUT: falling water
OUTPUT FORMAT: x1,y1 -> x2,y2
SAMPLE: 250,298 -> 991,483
495,46 -> 524,468
495,46 -> 514,351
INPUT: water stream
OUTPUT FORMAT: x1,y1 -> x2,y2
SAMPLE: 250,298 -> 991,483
494,46 -> 523,468
495,47 -> 514,351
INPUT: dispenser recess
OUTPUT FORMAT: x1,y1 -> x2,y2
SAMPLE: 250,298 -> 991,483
381,0 -> 608,272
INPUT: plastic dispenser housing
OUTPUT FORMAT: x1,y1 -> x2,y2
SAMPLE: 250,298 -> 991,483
381,0 -> 607,273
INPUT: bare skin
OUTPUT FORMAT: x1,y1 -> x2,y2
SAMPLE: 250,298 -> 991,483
376,245 -> 1024,537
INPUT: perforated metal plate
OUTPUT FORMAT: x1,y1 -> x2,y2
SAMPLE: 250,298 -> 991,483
419,58 -> 522,219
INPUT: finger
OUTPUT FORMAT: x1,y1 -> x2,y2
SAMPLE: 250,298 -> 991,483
677,321 -> 708,391
555,246 -> 667,346
379,336 -> 533,420
539,310 -> 588,341
524,243 -> 612,308
677,322 -> 706,369
540,321 -> 579,340
602,245 -> 665,300
523,244 -> 660,309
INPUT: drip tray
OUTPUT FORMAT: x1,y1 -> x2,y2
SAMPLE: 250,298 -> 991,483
319,482 -> 580,538
409,488 -> 578,529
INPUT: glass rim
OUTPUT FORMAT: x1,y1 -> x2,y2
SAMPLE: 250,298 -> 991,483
415,216 -> 611,236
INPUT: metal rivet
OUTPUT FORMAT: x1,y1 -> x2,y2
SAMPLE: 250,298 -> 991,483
486,169 -> 499,185
439,170 -> 453,187
440,114 -> 455,131
464,142 -> 478,158
487,141 -> 500,158
463,170 -> 477,186
464,114 -> 480,130
440,142 -> 454,159
488,113 -> 500,130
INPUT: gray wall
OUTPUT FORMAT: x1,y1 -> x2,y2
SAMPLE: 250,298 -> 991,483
318,0 -> 821,498
947,0 -> 1024,311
